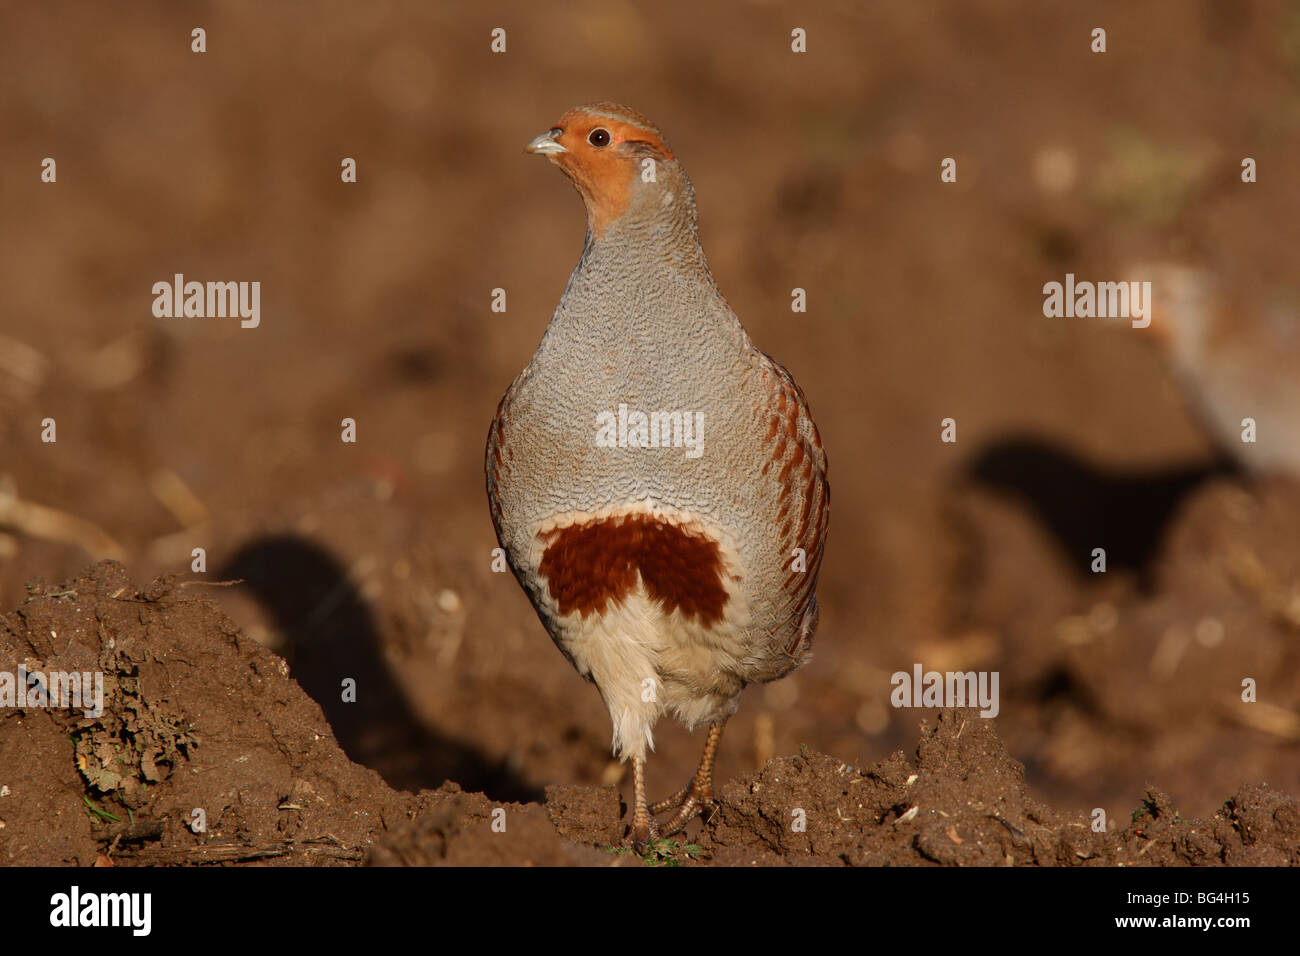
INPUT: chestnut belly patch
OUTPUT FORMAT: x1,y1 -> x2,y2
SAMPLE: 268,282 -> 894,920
537,513 -> 729,626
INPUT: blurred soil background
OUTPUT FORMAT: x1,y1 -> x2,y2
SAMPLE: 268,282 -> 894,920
2,0 -> 1300,859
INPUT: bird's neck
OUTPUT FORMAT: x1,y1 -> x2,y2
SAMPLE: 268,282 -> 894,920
581,212 -> 711,280
542,212 -> 748,353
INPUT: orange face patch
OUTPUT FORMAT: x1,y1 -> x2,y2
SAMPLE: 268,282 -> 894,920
546,106 -> 675,236
537,513 -> 728,626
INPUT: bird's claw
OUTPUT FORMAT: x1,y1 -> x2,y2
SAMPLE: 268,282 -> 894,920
630,819 -> 660,855
658,792 -> 716,838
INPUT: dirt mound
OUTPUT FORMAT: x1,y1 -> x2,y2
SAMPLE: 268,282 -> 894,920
704,719 -> 1299,866
2,563 -> 1294,866
1,562 -> 414,865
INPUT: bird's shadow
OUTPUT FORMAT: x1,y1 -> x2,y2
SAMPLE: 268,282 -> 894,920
219,534 -> 541,803
957,435 -> 1241,590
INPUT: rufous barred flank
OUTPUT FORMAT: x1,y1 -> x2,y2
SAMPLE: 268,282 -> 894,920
486,103 -> 829,849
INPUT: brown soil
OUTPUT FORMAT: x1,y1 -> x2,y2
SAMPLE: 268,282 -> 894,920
3,1 -> 1300,867
1,562 -> 1295,866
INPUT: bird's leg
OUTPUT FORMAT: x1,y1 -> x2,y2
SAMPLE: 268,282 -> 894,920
653,722 -> 726,837
629,755 -> 659,852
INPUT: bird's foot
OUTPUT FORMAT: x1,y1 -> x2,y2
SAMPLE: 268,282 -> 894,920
629,814 -> 660,855
652,779 -> 716,838
648,722 -> 725,839
648,785 -> 690,816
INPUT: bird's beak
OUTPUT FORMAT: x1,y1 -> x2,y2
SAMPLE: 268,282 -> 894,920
525,128 -> 567,156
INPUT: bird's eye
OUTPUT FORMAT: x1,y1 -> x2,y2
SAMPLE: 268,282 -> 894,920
588,127 -> 611,148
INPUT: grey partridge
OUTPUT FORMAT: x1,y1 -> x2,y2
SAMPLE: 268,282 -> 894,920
486,103 -> 829,848
1136,262 -> 1300,477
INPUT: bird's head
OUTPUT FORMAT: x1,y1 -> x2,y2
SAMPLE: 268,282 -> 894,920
1131,262 -> 1215,364
525,102 -> 692,239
